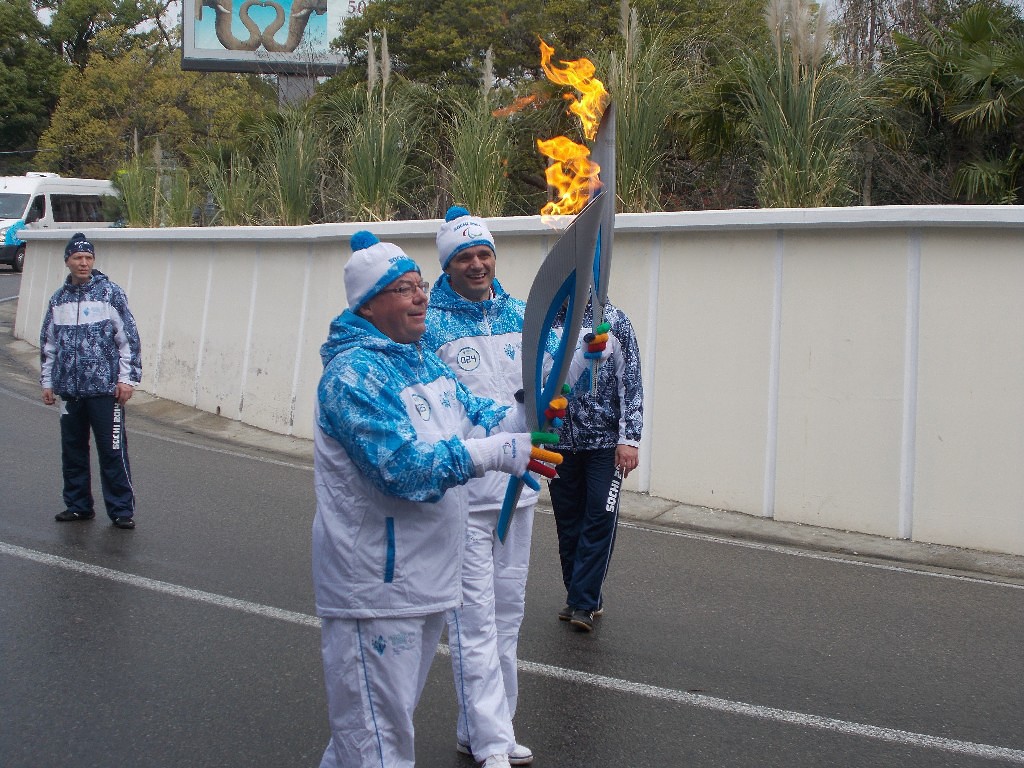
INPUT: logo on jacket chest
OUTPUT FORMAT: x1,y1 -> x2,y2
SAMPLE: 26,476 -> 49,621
456,346 -> 481,371
410,394 -> 431,421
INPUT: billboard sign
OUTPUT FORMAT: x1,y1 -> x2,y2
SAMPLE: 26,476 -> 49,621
181,0 -> 364,75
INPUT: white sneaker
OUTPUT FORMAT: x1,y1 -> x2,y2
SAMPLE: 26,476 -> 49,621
482,756 -> 511,768
509,742 -> 535,765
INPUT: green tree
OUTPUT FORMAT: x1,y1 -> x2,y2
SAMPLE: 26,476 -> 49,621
0,0 -> 67,173
631,0 -> 768,63
833,0 -> 984,71
536,0 -> 620,54
35,36 -> 274,178
335,0 -> 548,89
883,1 -> 1024,202
684,0 -> 884,207
41,0 -> 175,69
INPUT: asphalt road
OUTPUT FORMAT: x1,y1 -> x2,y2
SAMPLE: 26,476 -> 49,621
2,276 -> 1023,767
0,271 -> 20,299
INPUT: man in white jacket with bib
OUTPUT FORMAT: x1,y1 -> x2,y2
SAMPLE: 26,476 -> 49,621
423,208 -> 610,766
313,231 -> 560,768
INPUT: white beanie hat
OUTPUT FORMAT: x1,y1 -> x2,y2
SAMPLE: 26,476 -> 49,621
344,230 -> 421,310
436,206 -> 495,270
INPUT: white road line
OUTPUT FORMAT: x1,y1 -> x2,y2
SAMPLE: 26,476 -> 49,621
517,657 -> 1024,763
0,541 -> 320,629
3,383 -> 1022,591
3,540 -> 1023,764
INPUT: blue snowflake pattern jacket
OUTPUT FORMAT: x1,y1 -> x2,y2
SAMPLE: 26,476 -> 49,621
312,309 -> 512,618
39,270 -> 142,398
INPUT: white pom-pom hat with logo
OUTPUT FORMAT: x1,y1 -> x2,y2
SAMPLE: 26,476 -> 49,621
435,206 -> 496,270
344,230 -> 421,310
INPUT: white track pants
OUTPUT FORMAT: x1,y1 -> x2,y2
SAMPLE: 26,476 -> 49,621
319,613 -> 445,768
448,503 -> 535,760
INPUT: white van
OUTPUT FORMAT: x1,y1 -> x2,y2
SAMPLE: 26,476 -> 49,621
0,173 -> 122,272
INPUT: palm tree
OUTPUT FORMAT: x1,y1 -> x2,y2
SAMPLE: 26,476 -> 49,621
884,2 -> 1024,203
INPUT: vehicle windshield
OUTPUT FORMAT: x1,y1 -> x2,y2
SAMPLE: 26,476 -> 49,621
0,193 -> 30,219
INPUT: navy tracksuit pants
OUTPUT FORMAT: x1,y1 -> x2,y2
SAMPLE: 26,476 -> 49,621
549,446 -> 620,612
60,395 -> 135,520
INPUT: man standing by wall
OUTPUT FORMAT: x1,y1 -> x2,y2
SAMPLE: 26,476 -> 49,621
40,232 -> 141,530
550,299 -> 642,632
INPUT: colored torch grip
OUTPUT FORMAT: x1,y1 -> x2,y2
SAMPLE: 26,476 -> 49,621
526,459 -> 557,478
531,431 -> 559,445
530,446 -> 563,465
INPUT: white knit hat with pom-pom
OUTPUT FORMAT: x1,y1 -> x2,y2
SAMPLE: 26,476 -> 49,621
436,206 -> 495,270
344,230 -> 421,310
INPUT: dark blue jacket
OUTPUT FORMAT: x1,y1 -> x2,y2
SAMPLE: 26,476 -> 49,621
556,300 -> 643,451
39,270 -> 142,397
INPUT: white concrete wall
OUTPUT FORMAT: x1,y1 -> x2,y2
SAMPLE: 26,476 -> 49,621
17,206 -> 1024,557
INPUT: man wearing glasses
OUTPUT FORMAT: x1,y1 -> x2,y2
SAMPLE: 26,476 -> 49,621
312,230 -> 560,768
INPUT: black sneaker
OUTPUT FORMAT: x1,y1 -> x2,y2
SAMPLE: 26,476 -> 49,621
570,609 -> 595,632
55,510 -> 95,522
112,517 -> 135,529
558,605 -> 573,621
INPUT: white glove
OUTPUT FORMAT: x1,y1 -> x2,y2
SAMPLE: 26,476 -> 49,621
464,433 -> 533,477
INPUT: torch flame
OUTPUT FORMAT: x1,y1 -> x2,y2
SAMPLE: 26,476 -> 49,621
538,137 -> 599,217
537,40 -> 610,217
539,40 -> 609,141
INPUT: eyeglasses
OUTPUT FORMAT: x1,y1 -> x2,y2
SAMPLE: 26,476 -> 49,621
380,279 -> 430,299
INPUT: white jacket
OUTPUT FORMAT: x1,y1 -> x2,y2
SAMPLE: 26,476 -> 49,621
312,309 -> 511,619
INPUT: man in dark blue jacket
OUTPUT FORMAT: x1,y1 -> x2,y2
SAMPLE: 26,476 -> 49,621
40,232 -> 142,529
550,299 -> 643,632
